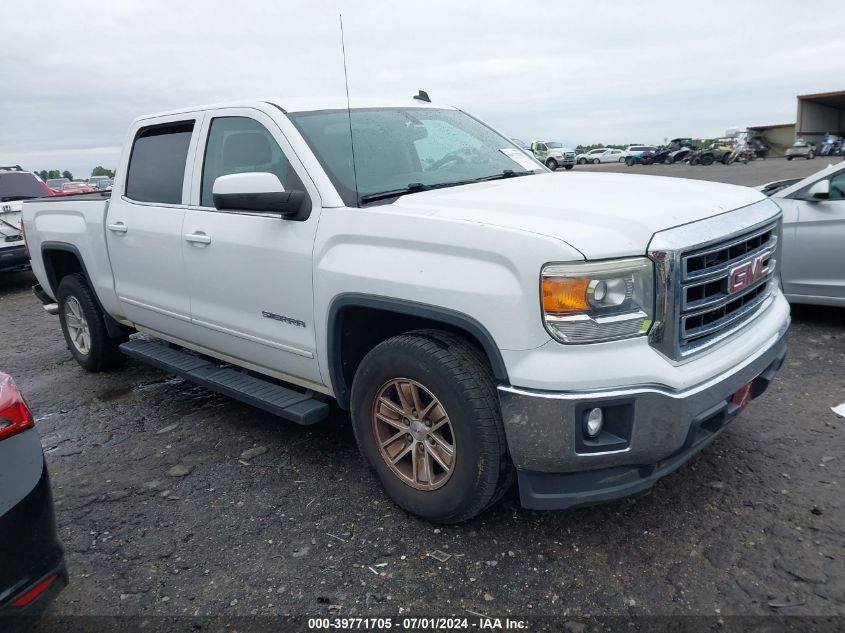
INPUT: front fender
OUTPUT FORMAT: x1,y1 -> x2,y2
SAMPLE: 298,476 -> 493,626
312,206 -> 584,390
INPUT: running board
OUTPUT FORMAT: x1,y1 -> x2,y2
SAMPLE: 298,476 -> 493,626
119,339 -> 329,425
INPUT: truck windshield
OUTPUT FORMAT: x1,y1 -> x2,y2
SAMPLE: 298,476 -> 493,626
0,172 -> 46,202
288,107 -> 540,206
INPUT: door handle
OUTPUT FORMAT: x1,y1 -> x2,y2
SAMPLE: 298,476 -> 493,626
108,222 -> 127,234
184,232 -> 211,245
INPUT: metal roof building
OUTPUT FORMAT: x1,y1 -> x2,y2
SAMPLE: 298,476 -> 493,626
796,90 -> 845,143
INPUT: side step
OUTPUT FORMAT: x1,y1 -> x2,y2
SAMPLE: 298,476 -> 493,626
119,339 -> 329,425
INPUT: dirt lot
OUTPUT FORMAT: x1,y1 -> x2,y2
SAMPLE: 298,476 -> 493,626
2,157 -> 843,629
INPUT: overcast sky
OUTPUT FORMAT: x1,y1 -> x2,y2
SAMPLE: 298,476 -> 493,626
2,0 -> 844,178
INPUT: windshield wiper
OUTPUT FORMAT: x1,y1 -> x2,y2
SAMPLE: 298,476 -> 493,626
359,183 -> 433,205
471,169 -> 535,183
358,170 -> 535,205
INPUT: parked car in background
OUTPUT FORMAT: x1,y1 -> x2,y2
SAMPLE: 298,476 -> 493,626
619,145 -> 657,162
576,148 -> 607,164
760,161 -> 845,306
0,372 -> 67,621
576,148 -> 625,164
531,141 -> 575,170
23,96 -> 789,523
59,181 -> 95,194
626,152 -> 658,166
46,178 -> 69,192
785,140 -> 816,161
87,176 -> 112,190
1,166 -> 53,273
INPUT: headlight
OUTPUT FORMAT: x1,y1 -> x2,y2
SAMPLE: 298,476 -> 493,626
541,258 -> 654,343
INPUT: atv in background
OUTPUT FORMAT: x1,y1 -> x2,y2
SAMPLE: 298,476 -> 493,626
652,138 -> 696,164
687,141 -> 732,166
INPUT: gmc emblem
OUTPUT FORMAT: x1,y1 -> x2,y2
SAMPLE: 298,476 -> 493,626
728,252 -> 772,294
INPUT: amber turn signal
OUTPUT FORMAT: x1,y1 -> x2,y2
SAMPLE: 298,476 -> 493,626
542,277 -> 591,313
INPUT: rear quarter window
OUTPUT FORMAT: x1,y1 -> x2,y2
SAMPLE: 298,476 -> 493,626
125,121 -> 194,204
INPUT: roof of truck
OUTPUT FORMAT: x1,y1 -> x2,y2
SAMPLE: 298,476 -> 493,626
136,95 -> 453,122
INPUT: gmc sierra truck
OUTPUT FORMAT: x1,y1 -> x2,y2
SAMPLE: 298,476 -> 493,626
22,95 -> 790,523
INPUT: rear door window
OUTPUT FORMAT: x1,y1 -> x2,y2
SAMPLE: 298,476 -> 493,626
125,121 -> 194,204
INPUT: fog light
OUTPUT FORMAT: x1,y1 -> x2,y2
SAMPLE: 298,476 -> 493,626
585,408 -> 604,437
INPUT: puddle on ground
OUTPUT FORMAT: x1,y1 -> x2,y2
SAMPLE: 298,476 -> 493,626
96,386 -> 133,402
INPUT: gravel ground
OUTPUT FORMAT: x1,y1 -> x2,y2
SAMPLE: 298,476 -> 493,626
2,158 -> 843,629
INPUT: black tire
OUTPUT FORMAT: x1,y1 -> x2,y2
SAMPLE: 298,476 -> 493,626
618,157 -> 626,163
701,154 -> 714,166
664,156 -> 673,164
57,273 -> 126,372
350,330 -> 512,523
592,158 -> 600,164
564,165 -> 573,170
808,151 -> 815,159
787,156 -> 793,161
625,157 -> 634,166
577,158 -> 587,165
545,158 -> 558,171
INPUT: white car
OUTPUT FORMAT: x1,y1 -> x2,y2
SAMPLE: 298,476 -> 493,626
759,160 -> 845,306
23,95 -> 789,523
619,145 -> 658,162
0,166 -> 52,273
575,148 -> 625,165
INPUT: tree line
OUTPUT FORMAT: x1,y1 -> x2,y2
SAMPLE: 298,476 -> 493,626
36,166 -> 115,181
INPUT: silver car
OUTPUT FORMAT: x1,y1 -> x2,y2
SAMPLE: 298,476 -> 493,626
760,160 -> 845,306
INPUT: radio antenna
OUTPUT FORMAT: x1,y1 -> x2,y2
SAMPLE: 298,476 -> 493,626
339,14 -> 360,207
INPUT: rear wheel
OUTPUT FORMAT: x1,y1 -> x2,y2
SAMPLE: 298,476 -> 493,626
591,158 -> 600,164
57,274 -> 126,372
545,158 -> 558,171
700,154 -> 714,166
350,330 -> 512,523
564,165 -> 573,170
625,157 -> 635,166
577,158 -> 587,164
808,151 -> 815,159
664,156 -> 673,164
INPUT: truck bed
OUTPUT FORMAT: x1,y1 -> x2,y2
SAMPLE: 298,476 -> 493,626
21,193 -> 121,317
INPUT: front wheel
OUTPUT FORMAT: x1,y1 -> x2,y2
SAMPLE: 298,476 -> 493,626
350,330 -> 512,523
625,157 -> 635,166
564,164 -> 573,170
808,151 -> 815,159
545,158 -> 558,171
577,158 -> 587,165
57,274 -> 126,371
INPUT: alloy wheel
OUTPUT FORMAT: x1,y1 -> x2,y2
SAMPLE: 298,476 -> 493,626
372,378 -> 456,491
64,296 -> 91,355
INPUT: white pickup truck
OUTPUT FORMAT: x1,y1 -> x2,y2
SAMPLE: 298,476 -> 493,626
22,95 -> 790,523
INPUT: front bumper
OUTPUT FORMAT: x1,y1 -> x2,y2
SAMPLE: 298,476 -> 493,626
498,319 -> 789,510
0,244 -> 29,273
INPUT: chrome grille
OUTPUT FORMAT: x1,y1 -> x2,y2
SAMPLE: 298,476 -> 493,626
678,222 -> 777,352
647,199 -> 783,361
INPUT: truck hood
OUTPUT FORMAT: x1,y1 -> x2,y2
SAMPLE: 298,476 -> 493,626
392,172 -> 766,259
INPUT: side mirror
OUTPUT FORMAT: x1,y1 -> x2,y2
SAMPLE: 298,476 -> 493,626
807,179 -> 830,200
212,172 -> 310,220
